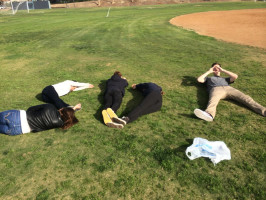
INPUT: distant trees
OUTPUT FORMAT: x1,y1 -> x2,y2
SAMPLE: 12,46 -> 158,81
50,0 -> 95,4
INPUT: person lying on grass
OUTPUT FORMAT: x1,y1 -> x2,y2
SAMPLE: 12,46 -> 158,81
0,104 -> 79,136
42,80 -> 94,110
194,63 -> 266,122
102,71 -> 128,128
105,82 -> 164,128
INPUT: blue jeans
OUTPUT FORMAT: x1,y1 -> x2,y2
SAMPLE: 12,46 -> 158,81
0,110 -> 23,136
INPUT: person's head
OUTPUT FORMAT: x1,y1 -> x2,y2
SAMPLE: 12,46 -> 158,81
58,107 -> 79,130
114,71 -> 122,77
211,62 -> 221,76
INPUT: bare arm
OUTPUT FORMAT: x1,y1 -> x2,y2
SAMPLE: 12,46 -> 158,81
218,66 -> 238,82
197,68 -> 213,83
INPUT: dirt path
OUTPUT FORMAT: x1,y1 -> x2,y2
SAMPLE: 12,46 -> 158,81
170,9 -> 266,49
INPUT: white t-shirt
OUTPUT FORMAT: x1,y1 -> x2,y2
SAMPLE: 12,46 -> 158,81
52,80 -> 92,97
20,110 -> 31,134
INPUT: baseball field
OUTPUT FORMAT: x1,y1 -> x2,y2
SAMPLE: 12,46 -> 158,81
0,1 -> 265,199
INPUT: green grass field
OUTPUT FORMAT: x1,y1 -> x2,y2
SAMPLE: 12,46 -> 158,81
0,2 -> 266,199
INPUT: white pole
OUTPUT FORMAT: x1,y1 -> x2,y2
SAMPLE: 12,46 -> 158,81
26,1 -> 29,13
106,7 -> 111,18
11,0 -> 15,15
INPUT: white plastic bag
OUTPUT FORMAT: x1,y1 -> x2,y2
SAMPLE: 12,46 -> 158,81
186,137 -> 231,165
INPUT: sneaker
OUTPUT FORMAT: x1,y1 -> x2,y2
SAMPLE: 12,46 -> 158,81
107,108 -> 127,125
107,122 -> 124,129
112,117 -> 127,126
194,109 -> 213,122
122,116 -> 130,124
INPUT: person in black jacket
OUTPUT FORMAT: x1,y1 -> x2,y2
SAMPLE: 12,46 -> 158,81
102,71 -> 128,128
0,104 -> 79,136
111,82 -> 164,128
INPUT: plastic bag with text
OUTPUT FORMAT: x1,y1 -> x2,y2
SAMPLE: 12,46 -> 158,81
186,137 -> 231,165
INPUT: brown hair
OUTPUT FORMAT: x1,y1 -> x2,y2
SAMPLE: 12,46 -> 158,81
114,71 -> 122,77
58,107 -> 79,130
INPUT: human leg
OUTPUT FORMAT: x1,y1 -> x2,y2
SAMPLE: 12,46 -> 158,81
205,87 -> 227,118
42,85 -> 69,109
0,110 -> 23,135
103,91 -> 113,110
127,91 -> 162,123
102,110 -> 123,128
226,87 -> 266,116
106,108 -> 126,126
110,90 -> 123,113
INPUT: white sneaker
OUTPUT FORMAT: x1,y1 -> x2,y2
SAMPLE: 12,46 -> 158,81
112,117 -> 127,126
194,109 -> 213,122
107,122 -> 124,129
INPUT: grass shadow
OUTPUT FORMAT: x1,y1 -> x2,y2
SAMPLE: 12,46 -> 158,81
35,93 -> 43,102
179,113 -> 198,120
119,88 -> 143,117
175,139 -> 193,153
224,99 -> 263,116
93,80 -> 106,122
181,76 -> 208,110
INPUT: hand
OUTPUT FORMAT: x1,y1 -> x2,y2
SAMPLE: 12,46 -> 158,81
208,67 -> 214,73
73,103 -> 82,111
132,84 -> 136,89
216,65 -> 224,72
121,76 -> 126,80
89,84 -> 94,88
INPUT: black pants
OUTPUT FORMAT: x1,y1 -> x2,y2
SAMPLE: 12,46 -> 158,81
104,89 -> 123,113
42,85 -> 69,110
127,91 -> 162,123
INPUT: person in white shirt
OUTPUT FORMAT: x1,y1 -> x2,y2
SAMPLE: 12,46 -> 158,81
41,80 -> 94,110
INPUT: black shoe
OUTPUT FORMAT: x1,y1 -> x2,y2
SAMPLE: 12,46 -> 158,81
122,116 -> 130,124
112,117 -> 127,126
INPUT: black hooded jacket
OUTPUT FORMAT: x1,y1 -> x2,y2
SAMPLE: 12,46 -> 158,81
136,82 -> 162,97
105,74 -> 128,96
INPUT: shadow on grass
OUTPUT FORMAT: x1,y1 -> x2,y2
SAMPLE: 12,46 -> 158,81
224,98 -> 264,116
176,139 -> 193,152
151,139 -> 193,171
35,93 -> 43,102
119,88 -> 143,118
181,76 -> 208,110
94,80 -> 106,123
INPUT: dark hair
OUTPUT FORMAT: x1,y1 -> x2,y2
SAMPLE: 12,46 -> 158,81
114,71 -> 122,77
58,107 -> 79,130
212,63 -> 221,68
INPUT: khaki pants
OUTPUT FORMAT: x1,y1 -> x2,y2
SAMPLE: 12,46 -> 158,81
205,86 -> 265,118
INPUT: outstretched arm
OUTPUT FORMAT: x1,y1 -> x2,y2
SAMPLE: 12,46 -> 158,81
70,81 -> 94,92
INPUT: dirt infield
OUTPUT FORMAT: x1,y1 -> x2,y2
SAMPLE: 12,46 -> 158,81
170,9 -> 266,49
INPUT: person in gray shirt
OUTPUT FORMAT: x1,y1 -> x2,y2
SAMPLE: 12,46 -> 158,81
194,63 -> 265,121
